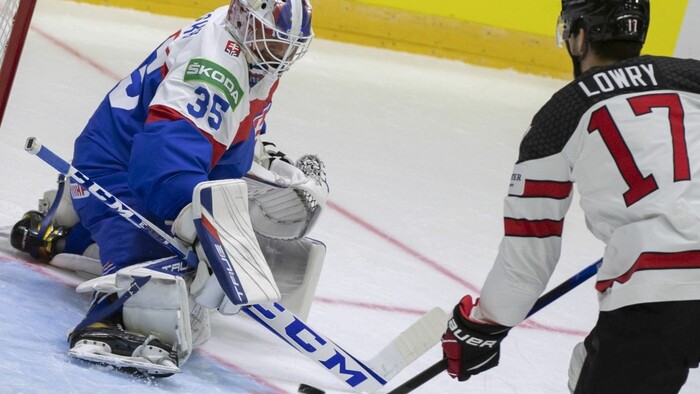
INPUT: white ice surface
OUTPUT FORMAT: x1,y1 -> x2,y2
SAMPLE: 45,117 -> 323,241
0,1 -> 697,393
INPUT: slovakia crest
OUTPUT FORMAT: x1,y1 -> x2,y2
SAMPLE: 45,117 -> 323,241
225,40 -> 241,57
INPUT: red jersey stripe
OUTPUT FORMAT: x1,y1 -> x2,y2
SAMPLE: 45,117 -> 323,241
146,104 -> 228,165
504,217 -> 564,238
596,250 -> 700,292
515,180 -> 573,199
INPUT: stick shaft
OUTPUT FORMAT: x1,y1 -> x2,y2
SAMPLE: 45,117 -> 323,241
24,137 -> 192,260
388,258 -> 602,394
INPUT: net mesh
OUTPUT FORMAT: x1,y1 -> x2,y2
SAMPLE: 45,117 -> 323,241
0,0 -> 20,64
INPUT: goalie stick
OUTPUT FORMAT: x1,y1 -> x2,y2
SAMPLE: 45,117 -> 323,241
387,258 -> 603,394
24,137 -> 447,393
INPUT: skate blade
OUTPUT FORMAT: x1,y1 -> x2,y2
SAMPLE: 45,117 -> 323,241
68,346 -> 181,377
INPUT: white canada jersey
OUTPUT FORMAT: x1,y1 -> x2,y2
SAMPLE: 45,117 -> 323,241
475,55 -> 700,326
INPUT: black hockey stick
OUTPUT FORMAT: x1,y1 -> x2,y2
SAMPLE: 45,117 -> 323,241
388,258 -> 603,394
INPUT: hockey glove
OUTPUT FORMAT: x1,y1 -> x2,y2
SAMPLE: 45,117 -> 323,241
441,295 -> 510,381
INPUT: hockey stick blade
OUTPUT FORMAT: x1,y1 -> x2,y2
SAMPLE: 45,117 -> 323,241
388,258 -> 602,394
26,137 -> 443,393
367,307 -> 448,380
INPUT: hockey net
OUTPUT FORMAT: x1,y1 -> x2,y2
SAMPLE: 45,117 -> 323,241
0,0 -> 36,126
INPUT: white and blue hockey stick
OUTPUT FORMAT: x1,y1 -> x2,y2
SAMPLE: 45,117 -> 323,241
25,137 -> 447,393
23,138 -> 196,265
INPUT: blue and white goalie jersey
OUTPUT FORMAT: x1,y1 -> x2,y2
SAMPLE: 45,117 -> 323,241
72,6 -> 278,221
476,56 -> 700,326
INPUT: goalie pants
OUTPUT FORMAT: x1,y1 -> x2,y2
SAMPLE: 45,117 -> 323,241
573,300 -> 700,394
71,172 -> 173,273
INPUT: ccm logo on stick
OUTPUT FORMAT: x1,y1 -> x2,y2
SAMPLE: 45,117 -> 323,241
250,303 -> 375,387
72,172 -> 135,219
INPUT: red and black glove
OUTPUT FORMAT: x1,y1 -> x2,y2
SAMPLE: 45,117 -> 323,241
441,295 -> 510,381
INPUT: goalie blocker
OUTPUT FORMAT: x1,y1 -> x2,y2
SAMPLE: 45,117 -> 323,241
180,179 -> 326,320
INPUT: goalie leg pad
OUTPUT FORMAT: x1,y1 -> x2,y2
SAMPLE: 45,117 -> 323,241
80,260 -> 195,363
189,301 -> 211,348
117,263 -> 193,362
192,179 -> 280,307
258,235 -> 326,320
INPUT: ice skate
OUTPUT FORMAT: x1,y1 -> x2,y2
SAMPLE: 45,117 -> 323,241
68,320 -> 180,377
10,210 -> 68,260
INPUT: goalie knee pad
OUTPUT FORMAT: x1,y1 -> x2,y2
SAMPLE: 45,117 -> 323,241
75,258 -> 201,363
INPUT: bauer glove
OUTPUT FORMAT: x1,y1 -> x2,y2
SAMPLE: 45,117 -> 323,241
441,295 -> 510,381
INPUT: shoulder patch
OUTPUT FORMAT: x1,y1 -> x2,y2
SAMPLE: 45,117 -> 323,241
224,40 -> 242,57
185,58 -> 244,111
509,164 -> 526,196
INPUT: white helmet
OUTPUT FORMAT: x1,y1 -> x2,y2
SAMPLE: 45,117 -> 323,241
226,0 -> 313,76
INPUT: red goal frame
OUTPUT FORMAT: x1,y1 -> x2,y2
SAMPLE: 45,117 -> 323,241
0,0 -> 37,126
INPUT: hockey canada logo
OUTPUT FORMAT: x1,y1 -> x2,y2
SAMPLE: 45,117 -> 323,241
225,40 -> 241,57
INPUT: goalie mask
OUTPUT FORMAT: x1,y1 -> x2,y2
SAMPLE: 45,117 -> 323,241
226,0 -> 313,76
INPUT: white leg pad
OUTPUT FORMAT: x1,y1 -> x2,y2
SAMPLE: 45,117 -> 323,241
50,253 -> 102,279
188,300 -> 211,348
258,235 -> 326,320
116,262 -> 194,363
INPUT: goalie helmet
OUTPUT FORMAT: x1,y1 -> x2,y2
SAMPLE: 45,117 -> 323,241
226,0 -> 313,76
556,0 -> 650,47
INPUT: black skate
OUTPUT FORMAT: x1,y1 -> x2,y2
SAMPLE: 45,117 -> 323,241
10,210 -> 68,260
68,321 -> 180,377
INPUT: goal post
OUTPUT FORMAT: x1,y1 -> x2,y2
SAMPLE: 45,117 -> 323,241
0,0 -> 36,127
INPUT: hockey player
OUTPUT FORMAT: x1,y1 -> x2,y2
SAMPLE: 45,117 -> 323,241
10,0 -> 329,376
441,1 -> 700,393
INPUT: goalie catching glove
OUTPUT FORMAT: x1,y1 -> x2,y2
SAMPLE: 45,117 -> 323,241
246,141 -> 329,240
441,295 -> 510,381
